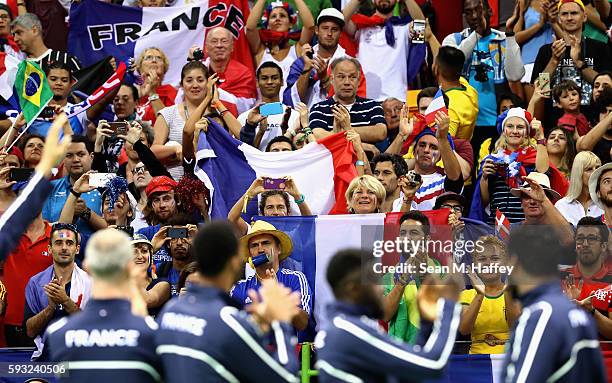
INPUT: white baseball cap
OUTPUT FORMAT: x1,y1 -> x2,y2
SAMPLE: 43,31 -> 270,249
317,8 -> 345,27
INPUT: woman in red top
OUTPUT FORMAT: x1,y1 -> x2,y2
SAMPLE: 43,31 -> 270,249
135,47 -> 178,123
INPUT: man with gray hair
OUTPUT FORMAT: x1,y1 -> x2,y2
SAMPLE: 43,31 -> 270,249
308,57 -> 387,143
202,26 -> 256,114
11,13 -> 81,74
45,228 -> 163,382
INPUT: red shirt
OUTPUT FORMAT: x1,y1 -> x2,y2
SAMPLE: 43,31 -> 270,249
560,263 -> 612,302
3,222 -> 53,326
136,84 -> 178,124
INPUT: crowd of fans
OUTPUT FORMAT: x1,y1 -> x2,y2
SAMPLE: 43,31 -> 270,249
0,0 -> 611,377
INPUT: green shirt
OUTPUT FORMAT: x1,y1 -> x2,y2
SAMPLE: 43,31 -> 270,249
383,257 -> 442,344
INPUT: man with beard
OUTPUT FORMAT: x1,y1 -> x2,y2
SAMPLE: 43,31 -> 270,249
24,222 -> 92,359
239,62 -> 299,151
202,27 -> 256,114
137,176 -> 179,267
42,136 -> 105,243
153,213 -> 197,296
443,0 -> 524,160
589,162 -> 612,224
382,211 -> 442,344
501,225 -> 606,382
342,0 -> 426,101
560,217 -> 611,302
372,153 -> 408,212
155,221 -> 301,382
285,8 -> 366,108
309,57 -> 386,143
230,221 -> 312,341
315,248 -> 461,382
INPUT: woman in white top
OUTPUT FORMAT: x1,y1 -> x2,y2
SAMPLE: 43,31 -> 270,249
246,0 -> 314,83
150,61 -> 240,180
555,151 -> 603,226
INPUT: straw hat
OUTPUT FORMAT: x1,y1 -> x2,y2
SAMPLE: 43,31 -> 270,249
239,221 -> 293,262
509,172 -> 561,201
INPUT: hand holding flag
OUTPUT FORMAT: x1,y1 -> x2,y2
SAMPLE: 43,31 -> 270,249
424,87 -> 448,126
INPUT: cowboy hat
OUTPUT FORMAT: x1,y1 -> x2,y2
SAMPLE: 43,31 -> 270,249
589,163 -> 612,209
510,172 -> 561,201
239,221 -> 293,262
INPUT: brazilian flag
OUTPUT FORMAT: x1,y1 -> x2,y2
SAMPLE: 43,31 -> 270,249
14,61 -> 53,123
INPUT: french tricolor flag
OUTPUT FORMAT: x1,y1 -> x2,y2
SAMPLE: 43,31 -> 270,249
194,120 -> 358,220
424,87 -> 448,126
0,52 -> 20,102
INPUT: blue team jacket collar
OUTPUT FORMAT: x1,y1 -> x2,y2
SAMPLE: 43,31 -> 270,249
517,281 -> 562,306
86,298 -> 131,311
188,284 -> 243,309
326,300 -> 378,318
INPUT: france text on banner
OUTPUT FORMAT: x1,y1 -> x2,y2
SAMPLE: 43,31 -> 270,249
68,0 -> 253,87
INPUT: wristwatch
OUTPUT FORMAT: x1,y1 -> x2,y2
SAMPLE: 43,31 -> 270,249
148,94 -> 160,102
80,207 -> 91,221
69,188 -> 81,198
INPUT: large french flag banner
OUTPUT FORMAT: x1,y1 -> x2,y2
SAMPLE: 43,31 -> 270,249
68,0 -> 253,87
194,120 -> 358,219
259,211 -> 454,328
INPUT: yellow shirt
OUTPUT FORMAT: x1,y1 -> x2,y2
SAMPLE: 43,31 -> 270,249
447,78 -> 479,140
459,289 -> 510,354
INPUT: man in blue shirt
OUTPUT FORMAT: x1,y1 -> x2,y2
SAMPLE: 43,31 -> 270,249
155,221 -> 300,382
501,225 -> 606,382
42,136 -> 104,250
315,249 -> 462,382
45,228 -> 162,382
137,175 -> 179,267
442,0 -> 524,159
230,220 -> 312,341
28,62 -> 112,137
154,213 -> 197,296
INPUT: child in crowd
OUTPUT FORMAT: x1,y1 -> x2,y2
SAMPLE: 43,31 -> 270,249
554,80 -> 591,136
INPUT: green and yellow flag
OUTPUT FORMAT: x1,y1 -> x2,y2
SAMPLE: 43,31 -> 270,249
14,61 -> 53,123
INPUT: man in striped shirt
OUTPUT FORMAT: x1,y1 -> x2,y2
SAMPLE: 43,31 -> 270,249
11,13 -> 81,74
230,220 -> 313,342
308,57 -> 386,143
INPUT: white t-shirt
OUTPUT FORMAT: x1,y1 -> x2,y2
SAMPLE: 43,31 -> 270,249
392,172 -> 448,212
357,24 -> 412,102
238,105 -> 299,151
555,197 -> 604,227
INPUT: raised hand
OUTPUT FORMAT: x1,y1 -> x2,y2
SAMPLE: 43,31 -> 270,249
399,105 -> 414,139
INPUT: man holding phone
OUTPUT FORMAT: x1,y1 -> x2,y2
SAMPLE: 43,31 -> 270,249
28,62 -> 115,137
238,62 -> 299,151
150,213 -> 197,296
230,221 -> 313,341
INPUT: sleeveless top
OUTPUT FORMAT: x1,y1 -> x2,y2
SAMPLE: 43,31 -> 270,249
259,45 -> 298,98
158,105 -> 184,181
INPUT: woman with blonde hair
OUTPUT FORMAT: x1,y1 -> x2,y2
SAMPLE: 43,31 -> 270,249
345,175 -> 386,214
554,151 -> 603,226
470,107 -> 568,224
135,47 -> 177,123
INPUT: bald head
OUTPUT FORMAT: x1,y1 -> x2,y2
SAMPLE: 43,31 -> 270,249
206,27 -> 234,63
85,229 -> 133,282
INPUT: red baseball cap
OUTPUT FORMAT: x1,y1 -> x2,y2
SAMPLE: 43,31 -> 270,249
145,176 -> 178,197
